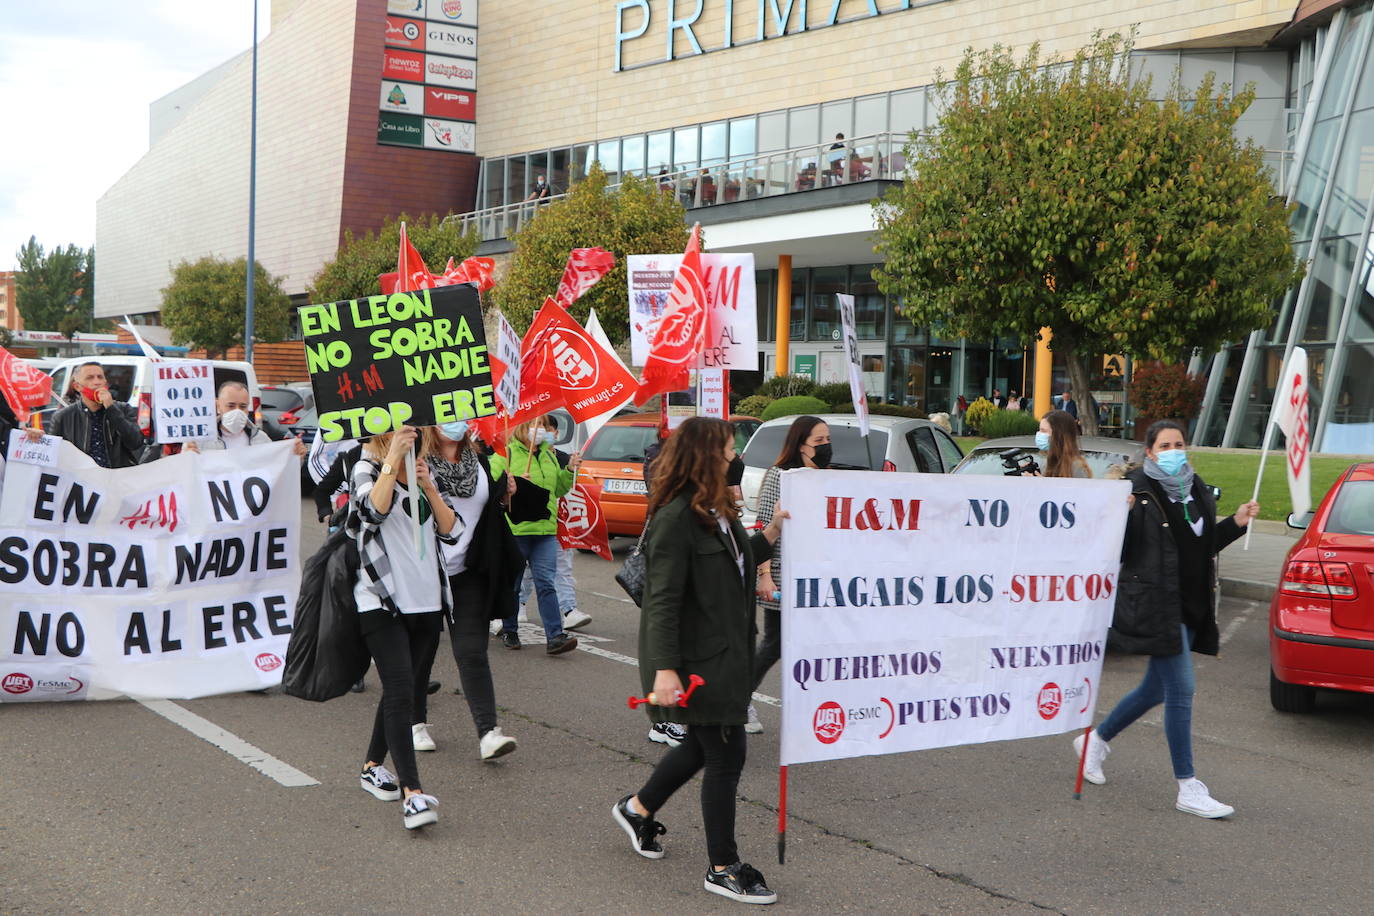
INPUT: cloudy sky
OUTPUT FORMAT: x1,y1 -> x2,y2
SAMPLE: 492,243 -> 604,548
0,2 -> 259,270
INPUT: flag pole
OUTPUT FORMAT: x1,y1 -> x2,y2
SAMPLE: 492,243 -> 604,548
405,448 -> 424,559
1073,726 -> 1092,799
1245,420 -> 1276,551
777,764 -> 788,865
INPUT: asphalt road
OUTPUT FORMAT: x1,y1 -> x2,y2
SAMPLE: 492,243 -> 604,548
3,499 -> 1372,915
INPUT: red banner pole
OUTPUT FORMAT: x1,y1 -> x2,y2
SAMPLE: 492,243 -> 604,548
777,764 -> 788,865
1073,726 -> 1091,799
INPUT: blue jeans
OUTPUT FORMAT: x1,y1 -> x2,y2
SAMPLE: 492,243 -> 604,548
1096,626 -> 1196,779
505,535 -> 565,640
518,542 -> 576,613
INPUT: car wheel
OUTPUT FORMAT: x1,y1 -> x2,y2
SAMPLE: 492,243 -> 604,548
1269,669 -> 1316,713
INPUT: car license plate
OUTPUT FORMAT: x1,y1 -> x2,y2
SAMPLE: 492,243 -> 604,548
603,478 -> 647,495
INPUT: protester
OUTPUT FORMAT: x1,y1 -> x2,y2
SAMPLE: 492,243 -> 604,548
1075,419 -> 1259,819
1033,409 -> 1092,478
612,417 -> 786,905
490,417 -> 580,655
749,415 -> 831,734
349,425 -> 458,830
515,438 -> 591,631
426,420 -> 523,761
314,439 -> 364,525
188,381 -> 306,457
42,361 -> 145,468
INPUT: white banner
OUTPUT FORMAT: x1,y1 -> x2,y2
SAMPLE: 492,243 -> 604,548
0,440 -> 301,702
698,368 -> 726,419
779,470 -> 1128,766
151,360 -> 216,444
494,311 -> 522,412
1270,346 -> 1311,519
627,253 -> 757,369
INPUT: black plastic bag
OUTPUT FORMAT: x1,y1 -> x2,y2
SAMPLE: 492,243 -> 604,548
283,528 -> 370,701
508,477 -> 552,523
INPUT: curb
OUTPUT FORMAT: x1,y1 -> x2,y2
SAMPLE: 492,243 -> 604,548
1221,577 -> 1275,603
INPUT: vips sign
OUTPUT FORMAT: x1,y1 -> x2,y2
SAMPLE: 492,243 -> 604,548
778,471 -> 1128,766
0,440 -> 300,702
299,284 -> 496,442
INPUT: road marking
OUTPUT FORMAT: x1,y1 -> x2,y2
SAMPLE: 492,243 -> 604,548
587,589 -> 634,605
1220,601 -> 1260,646
137,698 -> 320,788
574,640 -> 781,706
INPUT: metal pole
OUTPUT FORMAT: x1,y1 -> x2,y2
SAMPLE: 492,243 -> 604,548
244,0 -> 258,364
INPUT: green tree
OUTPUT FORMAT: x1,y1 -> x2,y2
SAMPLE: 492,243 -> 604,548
160,256 -> 291,357
873,34 -> 1303,435
310,213 -> 480,303
15,237 -> 96,337
494,163 -> 691,340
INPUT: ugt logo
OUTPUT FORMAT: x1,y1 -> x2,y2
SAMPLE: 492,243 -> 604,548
812,701 -> 846,744
1037,682 -> 1063,720
549,328 -> 598,390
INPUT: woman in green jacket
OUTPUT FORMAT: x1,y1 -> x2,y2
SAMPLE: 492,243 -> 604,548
611,417 -> 786,906
489,417 -> 580,655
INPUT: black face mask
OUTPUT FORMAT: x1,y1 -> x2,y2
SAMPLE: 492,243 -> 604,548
809,443 -> 833,469
726,455 -> 745,487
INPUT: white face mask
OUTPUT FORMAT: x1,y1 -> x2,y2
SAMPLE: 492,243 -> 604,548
220,409 -> 249,434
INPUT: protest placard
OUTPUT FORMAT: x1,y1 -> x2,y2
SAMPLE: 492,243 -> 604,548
151,360 -> 216,443
778,470 -> 1128,766
627,253 -> 757,369
837,294 -> 869,437
298,284 -> 495,442
7,432 -> 62,467
0,440 -> 300,702
494,311 -> 522,412
698,368 -> 727,419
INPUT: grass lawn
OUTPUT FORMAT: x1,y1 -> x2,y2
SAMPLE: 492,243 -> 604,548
954,437 -> 985,454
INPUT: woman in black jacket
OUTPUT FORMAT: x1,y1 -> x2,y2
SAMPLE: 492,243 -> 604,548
1076,420 -> 1258,819
610,417 -> 786,905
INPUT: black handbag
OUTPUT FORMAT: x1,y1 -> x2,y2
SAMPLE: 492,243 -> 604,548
615,517 -> 650,606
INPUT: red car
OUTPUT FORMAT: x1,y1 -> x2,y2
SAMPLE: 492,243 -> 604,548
1269,461 -> 1374,712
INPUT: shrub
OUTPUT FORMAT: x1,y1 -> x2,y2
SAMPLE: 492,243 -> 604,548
979,410 -> 1041,438
1130,361 -> 1206,419
757,374 -> 817,399
735,394 -> 773,419
869,403 -> 924,418
760,395 -> 830,422
963,396 -> 998,433
812,382 -> 855,408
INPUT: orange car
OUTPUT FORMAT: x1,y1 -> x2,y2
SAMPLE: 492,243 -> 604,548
578,412 -> 760,537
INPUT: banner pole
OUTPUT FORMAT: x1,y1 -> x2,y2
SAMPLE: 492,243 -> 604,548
1245,409 -> 1278,551
405,449 -> 423,559
777,764 -> 788,865
1073,726 -> 1091,800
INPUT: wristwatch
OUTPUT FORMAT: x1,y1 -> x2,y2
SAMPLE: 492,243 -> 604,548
380,461 -> 395,476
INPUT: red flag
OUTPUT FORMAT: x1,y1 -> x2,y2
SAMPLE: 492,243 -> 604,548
553,247 -> 616,308
636,224 -> 706,405
439,255 -> 496,292
0,346 -> 54,424
557,480 -> 613,561
522,299 -> 637,424
395,222 -> 435,293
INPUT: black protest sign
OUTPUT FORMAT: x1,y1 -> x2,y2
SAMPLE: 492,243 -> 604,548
298,284 -> 496,442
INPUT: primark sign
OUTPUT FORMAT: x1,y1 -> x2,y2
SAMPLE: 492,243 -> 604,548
614,0 -> 949,71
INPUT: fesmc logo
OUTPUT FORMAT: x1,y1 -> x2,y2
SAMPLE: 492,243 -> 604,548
2,672 -> 84,695
813,701 -> 846,744
255,653 -> 283,673
1036,679 -> 1092,720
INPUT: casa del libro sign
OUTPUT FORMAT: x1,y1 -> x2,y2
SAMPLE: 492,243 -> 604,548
613,0 -> 951,71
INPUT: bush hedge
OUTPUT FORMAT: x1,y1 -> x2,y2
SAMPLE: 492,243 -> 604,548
735,394 -> 773,418
760,395 -> 830,422
757,374 -> 817,399
979,410 -> 1041,438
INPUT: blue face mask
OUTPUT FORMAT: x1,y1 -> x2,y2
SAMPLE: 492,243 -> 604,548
439,420 -> 469,441
1034,431 -> 1050,451
534,428 -> 553,446
1155,449 -> 1188,475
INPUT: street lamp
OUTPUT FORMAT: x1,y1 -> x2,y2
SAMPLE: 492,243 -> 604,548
244,0 -> 259,364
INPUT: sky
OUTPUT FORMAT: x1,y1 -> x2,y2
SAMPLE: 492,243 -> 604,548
0,1 -> 259,270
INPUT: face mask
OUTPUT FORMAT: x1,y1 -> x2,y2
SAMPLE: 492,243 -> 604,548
1034,431 -> 1051,451
726,455 -> 745,487
533,428 -> 553,446
440,420 -> 469,441
220,409 -> 248,434
1155,449 -> 1188,475
809,443 -> 833,469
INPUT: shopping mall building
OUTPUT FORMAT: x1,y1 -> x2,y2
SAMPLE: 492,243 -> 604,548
96,0 -> 1374,450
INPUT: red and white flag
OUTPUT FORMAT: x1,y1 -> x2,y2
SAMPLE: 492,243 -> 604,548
0,345 -> 54,424
438,255 -> 496,292
1270,347 -> 1311,518
378,222 -> 436,294
557,480 -> 613,561
553,247 -> 616,308
522,298 -> 637,424
636,224 -> 706,405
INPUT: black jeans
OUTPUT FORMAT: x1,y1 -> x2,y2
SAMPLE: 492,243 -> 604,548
636,725 -> 747,867
363,611 -> 441,792
750,604 -> 781,694
448,570 -> 499,737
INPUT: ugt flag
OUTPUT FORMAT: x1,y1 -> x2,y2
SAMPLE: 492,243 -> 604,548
1270,347 -> 1311,519
522,298 -> 637,424
0,346 -> 53,424
636,224 -> 706,405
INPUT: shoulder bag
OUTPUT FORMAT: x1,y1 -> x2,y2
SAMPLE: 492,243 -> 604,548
615,515 -> 650,607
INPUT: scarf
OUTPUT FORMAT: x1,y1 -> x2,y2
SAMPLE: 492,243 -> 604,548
1143,456 -> 1196,517
428,446 -> 479,498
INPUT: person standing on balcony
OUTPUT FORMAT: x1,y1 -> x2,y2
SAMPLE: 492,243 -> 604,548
526,175 -> 551,201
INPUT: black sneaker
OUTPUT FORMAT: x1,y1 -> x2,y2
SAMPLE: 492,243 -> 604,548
350,678 -> 366,693
360,764 -> 401,801
426,680 -> 441,695
611,795 -> 666,859
704,862 -> 777,905
500,630 -> 521,650
649,722 -> 686,747
545,633 -> 578,655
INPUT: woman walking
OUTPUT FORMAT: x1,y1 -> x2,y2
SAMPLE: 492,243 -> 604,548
1076,420 -> 1259,818
748,415 -> 831,733
1034,409 -> 1092,479
350,425 -> 458,830
611,417 -> 786,905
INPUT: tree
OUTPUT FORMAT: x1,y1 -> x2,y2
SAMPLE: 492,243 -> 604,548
310,213 -> 479,304
873,33 -> 1303,435
494,163 -> 691,339
160,256 -> 291,357
15,237 -> 96,337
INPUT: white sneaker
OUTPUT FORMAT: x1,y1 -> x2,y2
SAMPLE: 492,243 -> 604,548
411,722 -> 436,752
649,722 -> 686,747
1072,731 -> 1110,785
360,764 -> 401,801
488,619 -> 502,637
402,792 -> 438,830
744,703 -> 763,734
563,608 -> 593,630
1176,778 -> 1234,818
479,726 -> 517,761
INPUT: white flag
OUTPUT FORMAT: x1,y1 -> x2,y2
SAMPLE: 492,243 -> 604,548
1270,347 -> 1311,519
837,294 -> 869,436
494,312 -> 522,412
121,315 -> 162,361
581,308 -> 634,447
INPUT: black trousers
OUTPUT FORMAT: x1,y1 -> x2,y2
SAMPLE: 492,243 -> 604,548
636,725 -> 747,867
750,604 -> 781,694
363,611 -> 441,792
448,570 -> 499,737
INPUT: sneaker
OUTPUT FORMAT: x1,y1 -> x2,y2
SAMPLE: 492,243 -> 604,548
704,862 -> 777,905
402,792 -> 438,830
500,630 -> 522,650
411,722 -> 436,752
488,619 -> 502,637
744,703 -> 763,734
350,678 -> 366,693
611,795 -> 666,859
563,608 -> 593,630
1072,731 -> 1110,785
648,722 -> 686,748
1176,778 -> 1234,819
479,726 -> 517,761
426,680 -> 441,695
360,764 -> 401,801
546,633 -> 579,655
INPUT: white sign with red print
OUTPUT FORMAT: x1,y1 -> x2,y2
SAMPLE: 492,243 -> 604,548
777,469 -> 1127,766
627,253 -> 757,369
7,433 -> 62,467
0,440 -> 300,702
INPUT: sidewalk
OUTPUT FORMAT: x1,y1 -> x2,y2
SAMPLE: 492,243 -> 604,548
1218,520 -> 1296,602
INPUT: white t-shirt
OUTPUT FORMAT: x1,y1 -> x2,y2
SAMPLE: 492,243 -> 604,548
442,472 -> 489,576
354,481 -> 443,614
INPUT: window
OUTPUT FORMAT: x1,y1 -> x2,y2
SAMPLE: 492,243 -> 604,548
550,148 -> 570,191
906,427 -> 941,473
890,89 -> 924,133
788,105 -> 819,148
584,424 -> 659,462
528,151 -> 549,190
484,158 -> 503,208
701,121 -> 727,165
648,130 -> 671,174
621,134 -> 645,176
729,117 -> 756,158
756,270 -> 773,342
506,156 -> 527,204
758,110 -> 786,151
935,430 -> 964,471
597,140 -> 620,180
1326,481 -> 1374,536
809,267 -> 846,340
821,99 -> 852,144
674,126 -> 699,170
571,145 -> 592,183
855,94 -> 887,137
851,264 -> 886,340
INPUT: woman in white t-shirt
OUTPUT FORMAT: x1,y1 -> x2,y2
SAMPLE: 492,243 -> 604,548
349,425 -> 460,831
